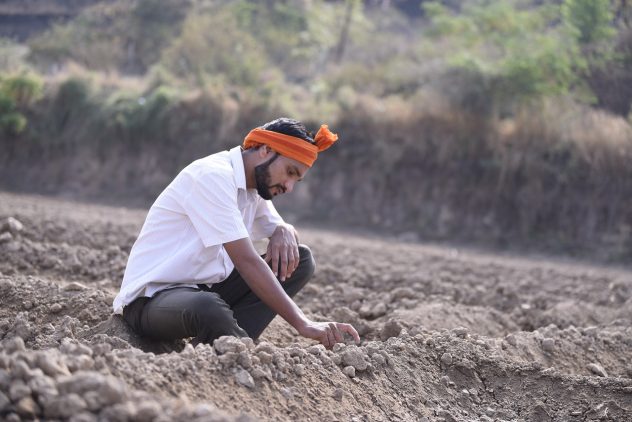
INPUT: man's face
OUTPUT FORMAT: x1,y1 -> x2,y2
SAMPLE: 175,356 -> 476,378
254,151 -> 309,200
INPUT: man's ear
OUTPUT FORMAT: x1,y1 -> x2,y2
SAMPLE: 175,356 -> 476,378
258,145 -> 274,158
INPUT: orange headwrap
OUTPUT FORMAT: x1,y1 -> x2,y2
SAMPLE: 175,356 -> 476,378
243,124 -> 338,167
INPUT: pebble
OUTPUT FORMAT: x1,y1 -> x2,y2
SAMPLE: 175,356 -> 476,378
505,334 -> 517,346
380,320 -> 403,341
63,282 -> 88,291
441,353 -> 453,366
586,363 -> 608,377
3,217 -> 24,235
452,327 -> 468,338
541,338 -> 555,353
214,336 -> 247,355
341,346 -> 368,371
50,303 -> 63,313
234,368 -> 255,389
332,388 -> 344,401
16,396 -> 39,417
0,232 -> 12,243
343,366 -> 356,378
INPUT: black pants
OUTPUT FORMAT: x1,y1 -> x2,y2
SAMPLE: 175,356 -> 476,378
123,244 -> 315,345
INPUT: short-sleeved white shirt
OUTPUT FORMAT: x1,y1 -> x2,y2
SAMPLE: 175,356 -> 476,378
112,146 -> 284,314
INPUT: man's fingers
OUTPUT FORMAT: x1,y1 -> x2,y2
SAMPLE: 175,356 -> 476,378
329,322 -> 344,344
279,250 -> 289,281
339,323 -> 361,344
325,327 -> 336,349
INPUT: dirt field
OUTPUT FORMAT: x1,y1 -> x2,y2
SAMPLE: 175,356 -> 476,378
1,191 -> 632,421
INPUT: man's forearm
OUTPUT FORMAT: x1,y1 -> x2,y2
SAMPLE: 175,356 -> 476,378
233,254 -> 309,332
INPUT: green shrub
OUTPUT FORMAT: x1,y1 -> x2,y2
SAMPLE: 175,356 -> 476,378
1,73 -> 43,107
562,0 -> 615,45
0,91 -> 27,135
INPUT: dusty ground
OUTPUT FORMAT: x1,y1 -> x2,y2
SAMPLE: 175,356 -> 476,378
1,191 -> 632,421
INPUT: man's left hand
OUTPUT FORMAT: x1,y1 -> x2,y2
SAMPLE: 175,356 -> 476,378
266,224 -> 300,282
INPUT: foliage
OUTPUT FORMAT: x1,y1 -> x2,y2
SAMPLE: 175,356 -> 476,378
562,0 -> 616,45
422,0 -> 590,112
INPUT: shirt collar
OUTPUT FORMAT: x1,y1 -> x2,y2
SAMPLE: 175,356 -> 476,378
229,146 -> 247,191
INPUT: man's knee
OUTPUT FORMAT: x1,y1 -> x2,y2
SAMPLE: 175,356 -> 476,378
297,244 -> 316,281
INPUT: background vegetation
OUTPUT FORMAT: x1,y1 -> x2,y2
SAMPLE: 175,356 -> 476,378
1,0 -> 632,261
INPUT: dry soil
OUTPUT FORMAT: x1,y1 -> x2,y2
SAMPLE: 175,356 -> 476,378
1,192 -> 632,421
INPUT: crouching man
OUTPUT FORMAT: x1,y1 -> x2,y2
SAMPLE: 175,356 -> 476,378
113,118 -> 359,349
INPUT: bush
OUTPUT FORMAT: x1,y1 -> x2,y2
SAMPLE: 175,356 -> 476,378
1,73 -> 43,107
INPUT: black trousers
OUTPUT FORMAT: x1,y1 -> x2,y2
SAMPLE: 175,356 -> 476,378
122,244 -> 315,345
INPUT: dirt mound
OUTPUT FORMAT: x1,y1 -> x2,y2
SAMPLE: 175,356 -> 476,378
1,192 -> 632,421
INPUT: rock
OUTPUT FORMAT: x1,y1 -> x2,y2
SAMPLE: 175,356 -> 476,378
135,401 -> 161,422
505,334 -> 517,346
43,393 -> 87,419
341,346 -> 368,371
380,320 -> 403,341
332,388 -> 344,401
4,336 -> 26,353
294,364 -> 305,376
441,353 -> 453,366
50,303 -> 63,313
453,327 -> 468,338
37,354 -> 71,377
587,363 -> 608,377
541,338 -> 555,353
214,336 -> 246,355
0,232 -> 12,243
343,366 -> 356,378
16,396 -> 40,418
235,368 -> 255,389
64,282 -> 88,291
3,217 -> 24,235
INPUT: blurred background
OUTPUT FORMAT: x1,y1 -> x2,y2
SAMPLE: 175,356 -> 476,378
0,0 -> 631,261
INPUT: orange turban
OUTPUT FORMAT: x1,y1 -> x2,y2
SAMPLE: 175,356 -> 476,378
243,124 -> 338,167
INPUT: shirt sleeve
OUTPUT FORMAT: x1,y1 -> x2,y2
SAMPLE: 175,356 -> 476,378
250,198 -> 285,241
182,170 -> 249,247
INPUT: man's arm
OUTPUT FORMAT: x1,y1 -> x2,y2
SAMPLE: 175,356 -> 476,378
224,237 -> 360,348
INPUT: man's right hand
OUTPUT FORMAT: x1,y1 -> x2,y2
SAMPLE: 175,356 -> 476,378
297,320 -> 361,349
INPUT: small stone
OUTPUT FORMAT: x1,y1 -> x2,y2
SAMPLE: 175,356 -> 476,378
43,394 -> 87,419
505,334 -> 517,346
341,346 -> 368,371
541,338 -> 555,353
50,303 -> 63,313
4,336 -> 26,353
380,320 -> 403,341
587,363 -> 608,377
332,388 -> 343,401
16,396 -> 40,417
343,366 -> 356,378
64,282 -> 88,291
135,401 -> 161,422
294,364 -> 305,376
37,354 -> 70,377
3,217 -> 24,235
332,343 -> 346,353
441,353 -> 453,366
235,368 -> 255,389
0,232 -> 12,243
453,327 -> 468,338
214,336 -> 247,355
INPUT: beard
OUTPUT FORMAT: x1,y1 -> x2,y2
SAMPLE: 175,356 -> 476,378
254,153 -> 282,200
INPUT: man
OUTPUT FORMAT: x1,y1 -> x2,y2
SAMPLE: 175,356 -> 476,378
113,117 -> 359,349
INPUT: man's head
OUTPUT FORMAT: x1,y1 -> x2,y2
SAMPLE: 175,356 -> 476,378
243,117 -> 338,199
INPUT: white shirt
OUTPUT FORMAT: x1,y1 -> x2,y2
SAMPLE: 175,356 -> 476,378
112,146 -> 284,314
